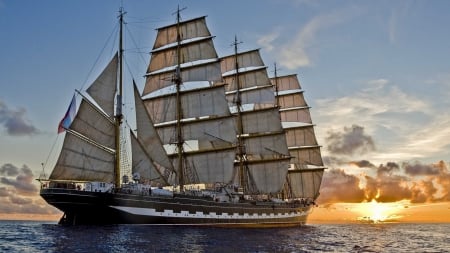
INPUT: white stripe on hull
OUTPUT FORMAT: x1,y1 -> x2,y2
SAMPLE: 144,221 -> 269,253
110,205 -> 309,220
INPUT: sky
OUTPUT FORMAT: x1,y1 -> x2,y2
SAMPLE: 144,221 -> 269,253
0,0 -> 449,223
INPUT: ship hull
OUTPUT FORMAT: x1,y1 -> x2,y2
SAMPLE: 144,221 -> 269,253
40,188 -> 311,227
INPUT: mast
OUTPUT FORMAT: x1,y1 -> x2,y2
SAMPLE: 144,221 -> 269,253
232,36 -> 248,192
274,63 -> 280,107
144,13 -> 234,189
114,8 -> 125,188
175,6 -> 185,191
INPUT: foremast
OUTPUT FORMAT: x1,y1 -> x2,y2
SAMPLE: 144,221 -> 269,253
174,7 -> 185,190
114,8 -> 125,188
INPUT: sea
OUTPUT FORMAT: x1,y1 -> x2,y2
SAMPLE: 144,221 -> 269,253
0,221 -> 448,252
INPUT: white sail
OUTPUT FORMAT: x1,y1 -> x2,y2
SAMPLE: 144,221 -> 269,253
226,85 -> 274,108
223,68 -> 271,92
50,53 -> 118,182
241,107 -> 284,134
86,54 -> 118,116
277,90 -> 307,108
271,74 -> 325,199
143,15 -> 237,187
156,116 -> 236,150
220,48 -> 291,194
247,159 -> 290,194
152,16 -> 211,50
243,133 -> 289,160
288,169 -> 323,199
285,125 -> 319,147
148,38 -> 217,72
144,16 -> 222,96
50,131 -> 115,182
69,99 -> 115,149
144,85 -> 230,124
169,148 -> 236,184
280,107 -> 312,124
144,61 -> 222,95
130,132 -> 167,184
133,84 -> 174,172
273,74 -> 302,91
220,49 -> 265,74
289,147 -> 323,167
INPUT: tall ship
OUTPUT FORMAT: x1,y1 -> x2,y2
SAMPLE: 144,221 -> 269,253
39,8 -> 325,227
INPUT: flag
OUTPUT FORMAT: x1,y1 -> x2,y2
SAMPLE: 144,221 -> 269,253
58,95 -> 76,133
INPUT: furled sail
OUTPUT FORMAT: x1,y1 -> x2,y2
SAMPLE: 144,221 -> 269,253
270,74 -> 325,199
143,16 -> 236,186
220,49 -> 291,194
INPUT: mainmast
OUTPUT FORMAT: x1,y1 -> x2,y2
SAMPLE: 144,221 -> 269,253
114,8 -> 125,188
175,6 -> 185,191
232,36 -> 248,192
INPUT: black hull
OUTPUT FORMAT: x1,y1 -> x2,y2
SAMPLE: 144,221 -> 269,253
40,188 -> 311,227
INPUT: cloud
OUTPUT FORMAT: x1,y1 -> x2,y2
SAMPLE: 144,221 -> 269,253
0,99 -> 39,136
317,160 -> 450,205
376,162 -> 400,176
349,160 -> 376,169
317,168 -> 366,204
403,162 -> 441,176
326,125 -> 375,156
388,1 -> 414,44
0,163 -> 59,215
0,163 -> 20,176
315,78 -> 440,162
0,164 -> 38,195
365,173 -> 412,203
257,30 -> 279,52
262,7 -> 359,70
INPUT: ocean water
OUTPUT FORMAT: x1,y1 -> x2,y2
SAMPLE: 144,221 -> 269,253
0,221 -> 448,252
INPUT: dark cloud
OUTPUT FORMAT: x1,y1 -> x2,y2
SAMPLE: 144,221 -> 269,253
0,99 -> 39,136
349,160 -> 376,169
410,180 -> 437,203
318,160 -> 450,205
317,168 -> 366,204
0,163 -> 60,215
403,162 -> 441,176
0,163 -> 20,176
0,164 -> 37,195
322,156 -> 347,167
377,162 -> 400,176
365,174 -> 412,202
326,125 -> 375,155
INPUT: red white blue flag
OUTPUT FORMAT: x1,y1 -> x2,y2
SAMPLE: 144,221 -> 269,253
58,95 -> 76,133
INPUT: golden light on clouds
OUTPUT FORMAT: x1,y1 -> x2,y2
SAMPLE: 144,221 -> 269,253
309,201 -> 450,224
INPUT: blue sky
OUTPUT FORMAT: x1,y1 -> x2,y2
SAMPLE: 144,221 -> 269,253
1,0 -> 450,219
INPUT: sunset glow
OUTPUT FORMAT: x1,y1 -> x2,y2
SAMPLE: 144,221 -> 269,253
309,201 -> 450,224
355,200 -> 402,223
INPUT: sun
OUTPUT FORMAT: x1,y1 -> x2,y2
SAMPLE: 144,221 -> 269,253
369,201 -> 388,222
356,200 -> 400,223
